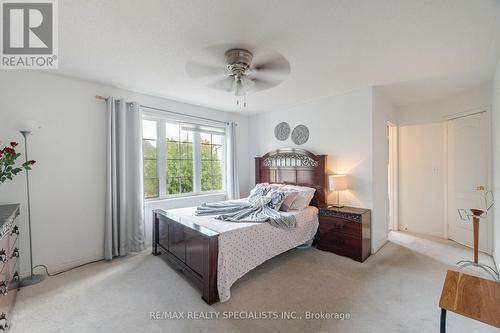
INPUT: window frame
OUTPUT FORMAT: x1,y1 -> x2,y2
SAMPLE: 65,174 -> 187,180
142,111 -> 227,201
142,119 -> 159,199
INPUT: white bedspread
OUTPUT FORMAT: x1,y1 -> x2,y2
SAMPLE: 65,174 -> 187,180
163,200 -> 319,302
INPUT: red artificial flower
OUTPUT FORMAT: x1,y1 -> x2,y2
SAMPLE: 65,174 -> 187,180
10,142 -> 18,147
29,160 -> 36,165
3,147 -> 15,154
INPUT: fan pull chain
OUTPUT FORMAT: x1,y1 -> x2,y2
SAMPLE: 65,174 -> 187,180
235,94 -> 247,107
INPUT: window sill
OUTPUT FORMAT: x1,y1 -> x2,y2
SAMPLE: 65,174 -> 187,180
144,191 -> 227,204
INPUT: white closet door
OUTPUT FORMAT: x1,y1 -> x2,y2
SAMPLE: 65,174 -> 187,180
447,111 -> 491,253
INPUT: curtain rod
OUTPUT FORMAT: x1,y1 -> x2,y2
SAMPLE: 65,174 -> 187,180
95,95 -> 231,126
141,105 -> 230,125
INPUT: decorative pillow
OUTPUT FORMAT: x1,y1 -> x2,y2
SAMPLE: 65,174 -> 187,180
282,185 -> 316,210
279,191 -> 299,212
248,183 -> 269,199
249,183 -> 286,200
290,191 -> 314,210
265,190 -> 288,210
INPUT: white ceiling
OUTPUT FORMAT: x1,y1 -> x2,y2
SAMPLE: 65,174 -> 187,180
57,0 -> 500,113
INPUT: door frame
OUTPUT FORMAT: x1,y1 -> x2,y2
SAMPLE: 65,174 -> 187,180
444,106 -> 492,253
387,122 -> 398,231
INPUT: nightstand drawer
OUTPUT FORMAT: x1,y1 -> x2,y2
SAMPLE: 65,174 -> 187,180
316,205 -> 371,262
317,233 -> 361,260
318,216 -> 360,238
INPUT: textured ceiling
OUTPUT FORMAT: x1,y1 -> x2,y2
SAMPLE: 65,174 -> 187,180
56,0 -> 500,113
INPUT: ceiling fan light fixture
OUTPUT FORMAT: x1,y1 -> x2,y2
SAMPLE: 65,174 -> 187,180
224,48 -> 253,74
235,78 -> 244,96
186,45 -> 291,109
224,49 -> 253,108
234,78 -> 247,107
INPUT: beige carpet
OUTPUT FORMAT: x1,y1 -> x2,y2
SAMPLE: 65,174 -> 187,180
10,234 -> 498,333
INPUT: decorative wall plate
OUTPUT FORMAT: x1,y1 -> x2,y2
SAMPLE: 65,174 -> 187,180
274,122 -> 291,141
291,125 -> 309,145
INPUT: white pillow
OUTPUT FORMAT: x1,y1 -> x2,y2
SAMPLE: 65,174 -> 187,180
282,185 -> 316,210
282,185 -> 316,192
267,183 -> 285,191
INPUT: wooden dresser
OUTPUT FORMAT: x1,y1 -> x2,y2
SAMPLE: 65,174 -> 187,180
316,206 -> 371,262
0,204 -> 20,331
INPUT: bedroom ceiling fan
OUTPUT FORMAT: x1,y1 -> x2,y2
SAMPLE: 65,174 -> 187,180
186,46 -> 291,107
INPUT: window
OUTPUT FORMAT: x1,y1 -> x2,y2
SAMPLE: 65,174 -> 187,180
165,122 -> 193,195
201,131 -> 224,192
142,120 -> 158,198
142,115 -> 226,199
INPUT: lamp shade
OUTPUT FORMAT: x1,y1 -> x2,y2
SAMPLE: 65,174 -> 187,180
19,120 -> 42,134
328,174 -> 347,192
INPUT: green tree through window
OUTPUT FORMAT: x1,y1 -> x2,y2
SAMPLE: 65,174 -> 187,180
142,119 -> 225,198
165,123 -> 193,195
143,120 -> 158,198
201,132 -> 223,191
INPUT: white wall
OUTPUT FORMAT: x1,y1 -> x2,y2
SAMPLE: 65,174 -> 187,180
372,89 -> 398,250
493,61 -> 500,267
0,71 -> 249,274
397,82 -> 492,239
248,88 -> 389,253
248,88 -> 373,208
398,82 -> 492,126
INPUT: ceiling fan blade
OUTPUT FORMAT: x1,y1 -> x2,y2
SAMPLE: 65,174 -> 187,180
252,52 -> 291,76
251,77 -> 281,92
185,61 -> 226,79
208,76 -> 235,92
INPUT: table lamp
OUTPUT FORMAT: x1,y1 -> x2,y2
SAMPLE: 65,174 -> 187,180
328,174 -> 348,208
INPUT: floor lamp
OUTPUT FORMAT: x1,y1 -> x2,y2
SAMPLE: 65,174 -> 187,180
19,130 -> 45,287
456,191 -> 498,281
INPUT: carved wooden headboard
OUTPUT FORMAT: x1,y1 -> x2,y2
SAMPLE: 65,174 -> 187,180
254,149 -> 327,207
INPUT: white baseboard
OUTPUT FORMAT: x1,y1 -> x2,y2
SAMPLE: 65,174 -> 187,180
372,238 -> 389,254
19,255 -> 104,278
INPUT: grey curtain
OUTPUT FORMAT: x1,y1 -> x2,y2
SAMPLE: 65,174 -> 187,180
226,122 -> 240,200
104,98 -> 145,260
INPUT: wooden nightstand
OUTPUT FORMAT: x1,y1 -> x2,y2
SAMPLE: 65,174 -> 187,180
316,206 -> 371,262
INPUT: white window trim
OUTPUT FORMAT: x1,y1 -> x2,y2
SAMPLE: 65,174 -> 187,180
142,112 -> 227,201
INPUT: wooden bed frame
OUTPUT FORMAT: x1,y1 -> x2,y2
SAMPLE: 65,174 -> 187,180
152,148 -> 327,304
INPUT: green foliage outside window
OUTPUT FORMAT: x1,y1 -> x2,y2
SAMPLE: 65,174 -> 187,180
201,141 -> 223,191
166,139 -> 193,195
143,139 -> 158,198
143,130 -> 223,198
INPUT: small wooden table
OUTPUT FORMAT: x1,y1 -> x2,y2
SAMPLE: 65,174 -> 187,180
439,270 -> 500,332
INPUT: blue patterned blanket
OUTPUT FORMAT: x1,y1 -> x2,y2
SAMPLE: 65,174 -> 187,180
195,196 -> 296,228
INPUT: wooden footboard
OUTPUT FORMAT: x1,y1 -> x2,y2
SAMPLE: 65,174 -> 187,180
152,209 -> 219,304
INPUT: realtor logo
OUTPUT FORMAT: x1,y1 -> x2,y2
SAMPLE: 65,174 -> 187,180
1,0 -> 58,69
